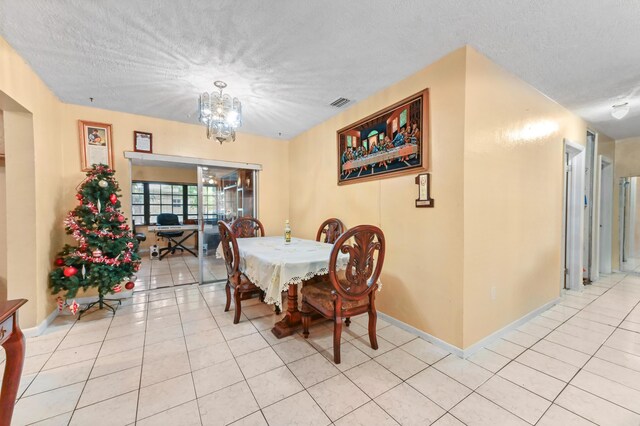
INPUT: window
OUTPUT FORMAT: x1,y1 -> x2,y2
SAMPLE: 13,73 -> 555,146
187,185 -> 198,220
131,182 -> 146,225
148,183 -> 184,224
132,181 -> 219,226
202,186 -> 217,222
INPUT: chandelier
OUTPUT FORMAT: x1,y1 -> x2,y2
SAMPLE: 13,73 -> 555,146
198,81 -> 242,144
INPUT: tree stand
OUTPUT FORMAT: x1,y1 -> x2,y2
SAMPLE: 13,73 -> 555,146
78,293 -> 122,319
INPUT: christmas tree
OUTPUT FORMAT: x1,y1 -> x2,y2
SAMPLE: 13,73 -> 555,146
50,164 -> 141,316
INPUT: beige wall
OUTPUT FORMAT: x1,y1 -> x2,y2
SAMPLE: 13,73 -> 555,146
613,137 -> 640,269
0,36 -> 63,327
615,137 -> 640,178
131,165 -> 197,184
290,48 -> 467,347
290,46 -> 603,349
59,103 -> 290,241
462,49 -> 587,347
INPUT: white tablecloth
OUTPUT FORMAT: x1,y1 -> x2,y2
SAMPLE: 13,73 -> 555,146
216,236 -> 348,307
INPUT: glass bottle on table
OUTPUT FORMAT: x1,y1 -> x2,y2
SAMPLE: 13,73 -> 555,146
284,220 -> 291,244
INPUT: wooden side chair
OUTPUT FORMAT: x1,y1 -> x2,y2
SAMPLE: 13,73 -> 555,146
302,225 -> 385,363
218,221 -> 264,324
231,217 -> 265,238
316,218 -> 345,244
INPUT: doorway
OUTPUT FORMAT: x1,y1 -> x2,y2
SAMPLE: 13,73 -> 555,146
619,176 -> 640,273
562,139 -> 586,290
196,166 -> 257,285
125,152 -> 261,290
582,130 -> 597,283
597,156 -> 613,275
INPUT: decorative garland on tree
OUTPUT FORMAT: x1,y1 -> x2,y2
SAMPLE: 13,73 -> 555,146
50,165 -> 141,315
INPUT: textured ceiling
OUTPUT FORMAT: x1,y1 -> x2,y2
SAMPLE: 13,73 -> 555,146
0,1 -> 639,140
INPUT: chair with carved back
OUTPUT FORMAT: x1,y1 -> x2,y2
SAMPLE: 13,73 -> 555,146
316,218 -> 345,244
218,221 -> 264,324
301,225 -> 385,363
231,217 -> 265,238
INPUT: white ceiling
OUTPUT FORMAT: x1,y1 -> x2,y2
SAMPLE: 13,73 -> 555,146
1,1 -> 639,140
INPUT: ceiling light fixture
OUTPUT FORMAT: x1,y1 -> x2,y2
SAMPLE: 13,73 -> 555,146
198,81 -> 242,144
611,102 -> 630,120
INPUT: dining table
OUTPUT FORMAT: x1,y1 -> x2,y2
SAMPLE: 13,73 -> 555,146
216,236 -> 348,338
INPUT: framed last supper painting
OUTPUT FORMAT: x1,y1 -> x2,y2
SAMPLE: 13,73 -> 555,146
336,88 -> 429,185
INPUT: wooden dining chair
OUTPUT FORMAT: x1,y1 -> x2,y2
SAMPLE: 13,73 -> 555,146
231,217 -> 265,238
301,225 -> 385,363
315,218 -> 345,244
218,221 -> 264,324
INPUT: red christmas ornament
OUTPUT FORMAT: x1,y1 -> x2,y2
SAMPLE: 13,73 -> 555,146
109,193 -> 117,204
125,281 -> 135,290
76,194 -> 83,201
113,284 -> 122,293
92,249 -> 103,258
117,215 -> 125,222
54,258 -> 65,266
63,266 -> 78,277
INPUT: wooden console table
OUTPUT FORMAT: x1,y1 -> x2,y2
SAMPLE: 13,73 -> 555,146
0,299 -> 27,426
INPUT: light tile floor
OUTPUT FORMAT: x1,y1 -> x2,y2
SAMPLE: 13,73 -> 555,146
134,253 -> 227,291
2,272 -> 640,425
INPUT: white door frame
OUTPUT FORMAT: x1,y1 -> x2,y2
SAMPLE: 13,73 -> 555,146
583,130 -> 598,282
630,179 -> 638,259
620,177 -> 629,269
597,156 -> 613,275
562,139 -> 586,291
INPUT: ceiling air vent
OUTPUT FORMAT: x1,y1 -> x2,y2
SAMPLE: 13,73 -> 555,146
330,97 -> 350,108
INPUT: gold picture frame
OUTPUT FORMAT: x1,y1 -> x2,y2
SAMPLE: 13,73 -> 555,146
78,120 -> 114,171
337,88 -> 429,185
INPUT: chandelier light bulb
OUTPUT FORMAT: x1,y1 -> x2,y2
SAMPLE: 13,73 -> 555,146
611,102 -> 630,120
198,80 -> 242,144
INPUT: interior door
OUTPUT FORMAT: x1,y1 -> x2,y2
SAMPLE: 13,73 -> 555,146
197,166 -> 224,285
563,152 -> 572,289
196,166 -> 258,285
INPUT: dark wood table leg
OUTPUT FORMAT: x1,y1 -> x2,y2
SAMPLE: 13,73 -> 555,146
0,313 -> 25,426
271,283 -> 301,338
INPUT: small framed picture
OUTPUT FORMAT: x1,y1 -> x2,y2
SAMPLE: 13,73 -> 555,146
134,131 -> 153,153
78,120 -> 114,171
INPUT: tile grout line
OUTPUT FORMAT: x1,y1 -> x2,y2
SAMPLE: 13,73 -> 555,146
197,282 -> 266,424
131,292 -> 150,424
172,286 -> 205,426
66,310 -> 119,422
533,275 -> 639,424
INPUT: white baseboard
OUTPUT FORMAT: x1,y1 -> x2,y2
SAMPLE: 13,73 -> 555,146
379,296 -> 560,359
459,297 -> 560,357
23,307 -> 59,338
378,311 -> 465,358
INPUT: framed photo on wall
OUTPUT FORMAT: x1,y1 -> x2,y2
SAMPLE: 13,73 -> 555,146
134,131 -> 153,153
337,88 -> 429,185
78,120 -> 114,171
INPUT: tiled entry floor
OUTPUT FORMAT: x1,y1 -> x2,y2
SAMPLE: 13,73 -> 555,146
3,273 -> 640,425
134,253 -> 227,291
